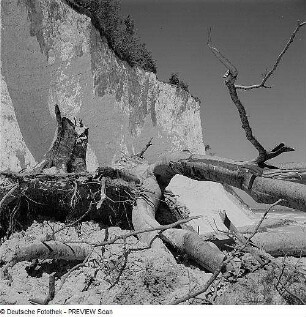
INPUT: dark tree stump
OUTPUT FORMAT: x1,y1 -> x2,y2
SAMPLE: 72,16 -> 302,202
36,105 -> 88,173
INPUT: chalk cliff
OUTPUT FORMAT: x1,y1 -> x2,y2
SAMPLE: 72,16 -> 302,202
0,65 -> 36,171
1,0 -> 205,171
0,0 -> 256,237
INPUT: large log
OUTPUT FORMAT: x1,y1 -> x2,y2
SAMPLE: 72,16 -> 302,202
252,228 -> 306,257
152,152 -> 306,212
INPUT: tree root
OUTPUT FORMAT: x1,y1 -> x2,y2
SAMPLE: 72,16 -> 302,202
131,173 -> 226,273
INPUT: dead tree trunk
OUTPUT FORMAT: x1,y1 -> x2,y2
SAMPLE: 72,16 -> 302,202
33,104 -> 88,173
152,152 -> 306,211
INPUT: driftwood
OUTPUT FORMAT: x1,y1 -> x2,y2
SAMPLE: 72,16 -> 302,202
1,105 -> 306,280
1,23 -> 306,297
252,230 -> 306,257
152,152 -> 306,211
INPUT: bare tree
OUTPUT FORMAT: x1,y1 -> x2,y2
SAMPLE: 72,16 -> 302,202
207,21 -> 306,168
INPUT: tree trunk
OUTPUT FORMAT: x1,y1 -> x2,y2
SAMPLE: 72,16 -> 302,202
33,104 -> 88,173
152,152 -> 306,212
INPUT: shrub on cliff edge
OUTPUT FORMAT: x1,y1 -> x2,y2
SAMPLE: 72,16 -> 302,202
76,0 -> 157,73
169,73 -> 189,92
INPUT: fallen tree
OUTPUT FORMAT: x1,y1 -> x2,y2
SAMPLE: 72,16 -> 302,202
0,20 -> 305,305
1,103 -> 305,276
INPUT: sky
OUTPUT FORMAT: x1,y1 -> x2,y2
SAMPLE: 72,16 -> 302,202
120,0 -> 306,207
120,0 -> 306,165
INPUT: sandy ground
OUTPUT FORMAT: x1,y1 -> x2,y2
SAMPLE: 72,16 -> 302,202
0,175 -> 305,305
0,207 -> 305,305
0,222 -> 213,305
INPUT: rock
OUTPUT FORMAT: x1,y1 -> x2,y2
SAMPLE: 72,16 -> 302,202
166,175 -> 257,234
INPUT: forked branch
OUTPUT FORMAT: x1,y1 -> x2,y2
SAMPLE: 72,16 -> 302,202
135,137 -> 153,159
235,21 -> 306,90
207,22 -> 305,167
207,32 -> 266,162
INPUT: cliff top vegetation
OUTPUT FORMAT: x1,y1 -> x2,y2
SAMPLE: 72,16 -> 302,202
168,73 -> 190,93
66,0 -> 157,73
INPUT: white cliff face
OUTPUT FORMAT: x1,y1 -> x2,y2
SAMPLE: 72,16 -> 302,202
1,0 -> 205,169
0,0 -> 254,227
0,70 -> 36,171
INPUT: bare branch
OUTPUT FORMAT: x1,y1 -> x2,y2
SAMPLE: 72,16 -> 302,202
253,143 -> 295,166
225,80 -> 267,157
236,21 -> 306,90
247,199 -> 284,242
207,28 -> 238,77
65,216 -> 202,246
207,30 -> 266,157
58,252 -> 93,291
135,137 -> 153,159
0,216 -> 202,281
169,256 -> 232,305
235,83 -> 271,91
207,26 -> 298,166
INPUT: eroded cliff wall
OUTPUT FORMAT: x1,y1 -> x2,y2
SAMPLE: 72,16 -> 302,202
1,0 -> 205,171
0,63 -> 36,171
